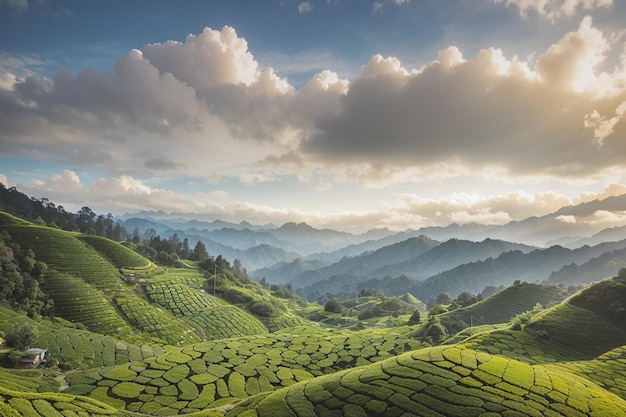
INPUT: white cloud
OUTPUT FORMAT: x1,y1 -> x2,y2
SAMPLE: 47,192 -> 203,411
0,173 -> 8,187
2,20 -> 626,193
372,2 -> 384,14
536,16 -> 610,93
556,214 -> 577,223
297,17 -> 626,184
238,171 -> 279,186
208,190 -> 229,200
588,210 -> 626,225
298,2 -> 313,13
585,101 -> 626,144
450,208 -> 511,226
495,0 -> 612,21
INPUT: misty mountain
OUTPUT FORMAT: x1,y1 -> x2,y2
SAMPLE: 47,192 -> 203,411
288,236 -> 439,287
547,245 -> 626,285
410,194 -> 626,247
296,239 -> 626,302
564,225 -> 626,249
367,238 -> 535,280
304,229 -> 435,264
262,222 -> 363,255
252,258 -> 328,284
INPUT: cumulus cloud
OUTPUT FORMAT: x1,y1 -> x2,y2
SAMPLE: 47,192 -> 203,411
585,101 -> 626,144
556,214 -> 577,223
2,19 -> 626,192
0,173 -> 8,187
296,17 -> 626,185
298,2 -> 313,13
495,0 -> 612,21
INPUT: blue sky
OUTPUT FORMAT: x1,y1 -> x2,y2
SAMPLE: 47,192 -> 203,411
1,0 -> 626,234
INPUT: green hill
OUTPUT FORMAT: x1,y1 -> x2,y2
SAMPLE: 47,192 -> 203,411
3,207 -> 626,417
64,327 -> 423,414
439,282 -> 569,327
525,273 -> 626,358
79,235 -> 152,270
0,213 -> 282,343
227,344 -> 626,417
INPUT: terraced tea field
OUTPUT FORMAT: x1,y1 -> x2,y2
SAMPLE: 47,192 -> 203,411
38,328 -> 165,368
440,283 -> 568,326
44,272 -> 133,335
80,235 -> 152,270
142,278 -> 269,340
226,344 -> 626,417
5,225 -> 128,294
65,327 -> 423,414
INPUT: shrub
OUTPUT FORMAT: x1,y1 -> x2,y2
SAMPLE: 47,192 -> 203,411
249,302 -> 277,317
324,298 -> 343,313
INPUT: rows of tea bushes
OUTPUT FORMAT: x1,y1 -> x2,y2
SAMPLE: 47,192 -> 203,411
114,296 -> 202,346
462,329 -> 578,365
5,225 -> 127,295
0,384 -> 124,416
440,282 -> 569,326
142,278 -> 270,340
79,235 -> 151,270
67,327 -> 423,414
43,272 -> 133,335
183,305 -> 268,340
37,328 -> 165,368
525,303 -> 626,357
227,344 -> 626,417
547,344 -> 626,401
143,280 -> 224,317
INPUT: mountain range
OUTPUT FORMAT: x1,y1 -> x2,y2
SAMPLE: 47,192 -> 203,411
116,193 -> 626,300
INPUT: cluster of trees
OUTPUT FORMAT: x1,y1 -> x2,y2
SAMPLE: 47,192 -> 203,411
0,184 -> 222,269
0,231 -> 53,319
0,184 -> 129,238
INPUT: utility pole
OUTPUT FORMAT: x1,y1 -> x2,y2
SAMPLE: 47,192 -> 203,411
470,315 -> 473,335
213,263 -> 217,297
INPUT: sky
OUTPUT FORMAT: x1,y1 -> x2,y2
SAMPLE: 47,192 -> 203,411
1,0 -> 626,233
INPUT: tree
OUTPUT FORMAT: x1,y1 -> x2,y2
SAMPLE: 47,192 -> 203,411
408,309 -> 421,325
435,293 -> 452,305
5,323 -> 38,351
324,297 -> 343,313
249,302 -> 277,317
429,303 -> 447,317
190,241 -> 209,262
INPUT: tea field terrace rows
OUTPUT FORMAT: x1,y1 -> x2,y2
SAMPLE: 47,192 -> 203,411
227,344 -> 626,417
79,235 -> 153,270
66,327 -> 423,414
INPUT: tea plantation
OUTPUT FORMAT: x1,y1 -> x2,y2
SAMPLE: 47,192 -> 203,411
2,213 -> 626,416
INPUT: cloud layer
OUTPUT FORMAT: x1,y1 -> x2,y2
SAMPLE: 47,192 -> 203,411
1,11 -> 626,232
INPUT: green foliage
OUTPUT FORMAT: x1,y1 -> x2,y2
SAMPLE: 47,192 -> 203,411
408,309 -> 421,326
324,298 -> 343,314
249,302 -> 278,317
5,323 -> 38,351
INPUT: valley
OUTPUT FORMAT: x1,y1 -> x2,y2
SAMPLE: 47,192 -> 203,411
1,187 -> 626,416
